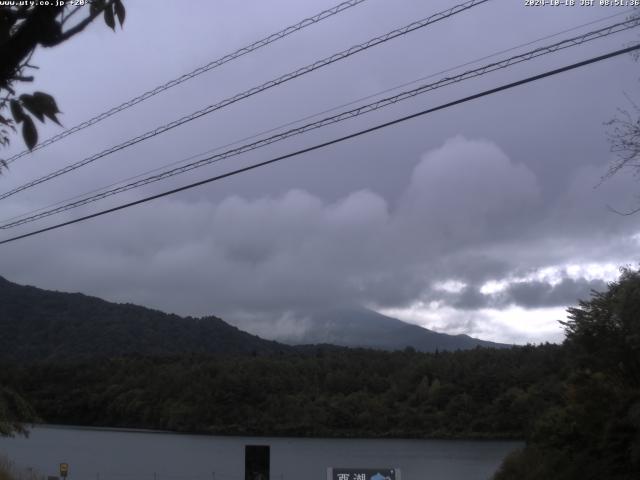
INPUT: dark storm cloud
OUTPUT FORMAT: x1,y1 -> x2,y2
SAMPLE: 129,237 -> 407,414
1,136 -> 546,313
503,277 -> 608,308
451,286 -> 492,310
426,275 -> 609,311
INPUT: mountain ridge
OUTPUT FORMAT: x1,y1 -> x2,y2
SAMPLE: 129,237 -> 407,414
0,275 -> 290,362
0,276 -> 506,362
269,307 -> 508,351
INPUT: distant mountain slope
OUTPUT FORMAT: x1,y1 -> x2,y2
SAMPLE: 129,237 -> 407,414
0,276 -> 290,362
275,307 -> 508,352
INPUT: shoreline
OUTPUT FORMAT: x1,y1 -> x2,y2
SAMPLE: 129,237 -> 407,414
30,423 -> 525,442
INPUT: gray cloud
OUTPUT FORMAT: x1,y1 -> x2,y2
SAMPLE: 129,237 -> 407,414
2,134 -> 631,324
451,286 -> 491,311
501,277 -> 608,309
435,276 -> 608,311
1,136 -> 546,314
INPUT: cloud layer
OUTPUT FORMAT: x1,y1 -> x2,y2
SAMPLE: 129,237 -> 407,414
2,136 -> 636,343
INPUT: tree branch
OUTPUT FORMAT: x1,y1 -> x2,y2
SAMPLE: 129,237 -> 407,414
56,2 -> 113,44
0,7 -> 62,82
59,5 -> 84,27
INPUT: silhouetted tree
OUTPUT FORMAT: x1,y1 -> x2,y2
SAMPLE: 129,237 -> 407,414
495,267 -> 640,480
0,1 -> 125,160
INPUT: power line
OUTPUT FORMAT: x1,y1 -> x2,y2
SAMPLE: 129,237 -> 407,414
3,17 -> 635,228
2,18 -> 637,230
2,0 -> 370,165
1,44 -> 637,246
0,0 -> 491,201
3,9 -> 629,227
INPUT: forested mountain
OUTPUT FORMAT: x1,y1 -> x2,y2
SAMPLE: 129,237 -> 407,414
0,276 -> 290,362
0,276 -> 505,362
273,307 -> 508,351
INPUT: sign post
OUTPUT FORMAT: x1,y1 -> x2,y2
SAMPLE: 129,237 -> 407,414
245,445 -> 269,480
59,464 -> 69,480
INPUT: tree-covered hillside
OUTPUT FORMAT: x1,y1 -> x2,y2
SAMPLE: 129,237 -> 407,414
1,344 -> 563,438
0,276 -> 290,361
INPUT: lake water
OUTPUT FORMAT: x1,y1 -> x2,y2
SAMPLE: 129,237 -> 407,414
0,426 -> 521,480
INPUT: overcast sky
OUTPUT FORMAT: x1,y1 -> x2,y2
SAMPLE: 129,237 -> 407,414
1,0 -> 639,344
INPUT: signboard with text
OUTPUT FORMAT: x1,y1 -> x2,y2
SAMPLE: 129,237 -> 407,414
327,468 -> 399,480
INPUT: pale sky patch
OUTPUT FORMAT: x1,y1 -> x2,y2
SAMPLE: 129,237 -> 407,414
379,303 -> 567,345
433,280 -> 467,294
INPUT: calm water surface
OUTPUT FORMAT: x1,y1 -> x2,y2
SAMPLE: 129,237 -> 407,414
0,426 -> 521,480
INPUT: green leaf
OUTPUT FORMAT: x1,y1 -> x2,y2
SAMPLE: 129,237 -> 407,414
104,4 -> 115,30
114,0 -> 125,27
22,115 -> 37,150
10,100 -> 25,123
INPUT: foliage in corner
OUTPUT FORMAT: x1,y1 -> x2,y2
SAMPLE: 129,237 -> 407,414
0,0 -> 125,169
495,267 -> 640,480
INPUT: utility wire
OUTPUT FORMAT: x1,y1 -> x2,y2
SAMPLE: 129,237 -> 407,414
2,9 -> 629,226
2,0 -> 370,165
1,44 -> 637,246
2,18 -> 637,230
0,0 -> 491,201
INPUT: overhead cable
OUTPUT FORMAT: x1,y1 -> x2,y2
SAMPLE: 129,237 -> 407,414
0,0 -> 491,201
2,0 -> 370,165
1,43 -> 638,246
4,7 -> 627,226
1,18 -> 637,229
